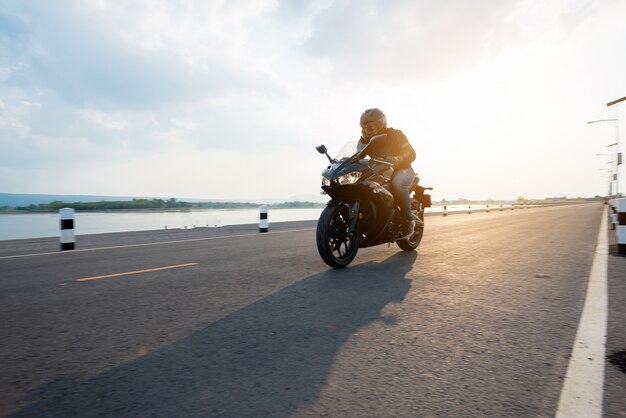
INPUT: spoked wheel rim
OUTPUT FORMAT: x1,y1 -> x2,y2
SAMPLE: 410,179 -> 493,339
327,208 -> 356,260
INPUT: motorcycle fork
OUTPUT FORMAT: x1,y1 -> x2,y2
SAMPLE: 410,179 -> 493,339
346,201 -> 361,235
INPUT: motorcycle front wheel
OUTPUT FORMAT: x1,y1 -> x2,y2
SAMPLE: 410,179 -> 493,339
316,205 -> 361,268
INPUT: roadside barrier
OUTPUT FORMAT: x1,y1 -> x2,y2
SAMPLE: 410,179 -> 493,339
59,208 -> 76,251
608,201 -> 618,230
609,198 -> 626,255
438,202 -> 588,218
259,205 -> 269,233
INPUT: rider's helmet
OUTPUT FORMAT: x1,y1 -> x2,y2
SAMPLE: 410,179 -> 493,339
360,108 -> 387,141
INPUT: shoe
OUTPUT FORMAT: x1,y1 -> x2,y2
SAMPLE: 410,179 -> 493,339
401,220 -> 416,239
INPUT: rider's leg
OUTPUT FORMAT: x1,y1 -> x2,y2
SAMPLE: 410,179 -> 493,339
391,168 -> 423,237
392,168 -> 417,220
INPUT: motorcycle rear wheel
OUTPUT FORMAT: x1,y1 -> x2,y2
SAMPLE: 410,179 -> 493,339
396,209 -> 424,251
316,205 -> 361,268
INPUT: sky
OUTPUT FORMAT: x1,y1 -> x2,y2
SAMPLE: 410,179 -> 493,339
1,0 -> 625,202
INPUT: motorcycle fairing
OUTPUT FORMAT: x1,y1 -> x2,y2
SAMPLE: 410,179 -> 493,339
322,181 -> 398,248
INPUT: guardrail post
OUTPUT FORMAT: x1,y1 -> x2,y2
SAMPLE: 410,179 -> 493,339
59,208 -> 76,251
259,205 -> 269,232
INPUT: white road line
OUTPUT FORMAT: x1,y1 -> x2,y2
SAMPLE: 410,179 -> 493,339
555,209 -> 608,418
0,228 -> 315,260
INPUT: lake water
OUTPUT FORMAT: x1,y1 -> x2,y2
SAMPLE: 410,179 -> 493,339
0,204 -> 508,241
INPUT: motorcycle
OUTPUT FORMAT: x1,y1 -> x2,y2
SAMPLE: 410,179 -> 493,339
315,134 -> 432,268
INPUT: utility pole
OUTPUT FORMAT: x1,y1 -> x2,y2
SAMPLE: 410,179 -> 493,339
607,95 -> 625,196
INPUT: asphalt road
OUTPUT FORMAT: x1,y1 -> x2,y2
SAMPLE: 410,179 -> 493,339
1,203 -> 624,417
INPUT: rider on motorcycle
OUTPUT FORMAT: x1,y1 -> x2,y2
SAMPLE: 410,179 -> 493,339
357,108 -> 422,238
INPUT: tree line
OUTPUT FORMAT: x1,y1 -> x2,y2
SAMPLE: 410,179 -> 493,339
12,199 -> 325,212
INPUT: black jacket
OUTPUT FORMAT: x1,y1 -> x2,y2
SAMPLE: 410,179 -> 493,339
357,127 -> 416,170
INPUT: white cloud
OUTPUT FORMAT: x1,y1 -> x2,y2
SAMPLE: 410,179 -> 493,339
1,0 -> 625,200
78,108 -> 128,130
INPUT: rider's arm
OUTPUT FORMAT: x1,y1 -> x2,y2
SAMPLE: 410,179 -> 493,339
390,130 -> 416,167
399,141 -> 416,165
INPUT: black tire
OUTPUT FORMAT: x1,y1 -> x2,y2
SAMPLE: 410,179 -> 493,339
316,205 -> 361,268
396,209 -> 424,251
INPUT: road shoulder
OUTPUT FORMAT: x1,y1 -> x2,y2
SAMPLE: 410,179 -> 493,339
604,251 -> 626,417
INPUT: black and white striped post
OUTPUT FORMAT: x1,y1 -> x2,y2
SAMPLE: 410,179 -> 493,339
59,208 -> 76,251
610,198 -> 626,255
443,205 -> 447,216
259,205 -> 269,233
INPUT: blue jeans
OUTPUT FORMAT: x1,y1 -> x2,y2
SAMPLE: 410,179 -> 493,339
391,167 -> 416,221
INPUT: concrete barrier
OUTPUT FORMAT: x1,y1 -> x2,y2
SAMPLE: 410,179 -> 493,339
609,198 -> 626,255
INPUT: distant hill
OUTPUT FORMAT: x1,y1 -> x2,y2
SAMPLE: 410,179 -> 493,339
252,194 -> 329,205
0,193 -> 329,207
0,193 -> 139,207
0,193 -> 228,207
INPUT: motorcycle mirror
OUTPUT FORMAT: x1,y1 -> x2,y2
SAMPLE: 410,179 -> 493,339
369,134 -> 387,143
316,145 -> 327,154
315,144 -> 334,163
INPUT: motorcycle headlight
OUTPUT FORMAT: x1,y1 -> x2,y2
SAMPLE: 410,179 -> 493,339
336,172 -> 362,185
321,177 -> 331,186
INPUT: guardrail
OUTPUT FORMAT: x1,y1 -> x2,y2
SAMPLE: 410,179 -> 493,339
608,198 -> 626,255
434,202 -> 589,217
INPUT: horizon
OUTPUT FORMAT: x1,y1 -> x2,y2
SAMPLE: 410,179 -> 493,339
1,1 -> 625,201
0,191 -> 606,208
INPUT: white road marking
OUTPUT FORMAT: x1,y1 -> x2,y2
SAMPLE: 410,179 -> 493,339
555,209 -> 608,418
0,228 -> 315,260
